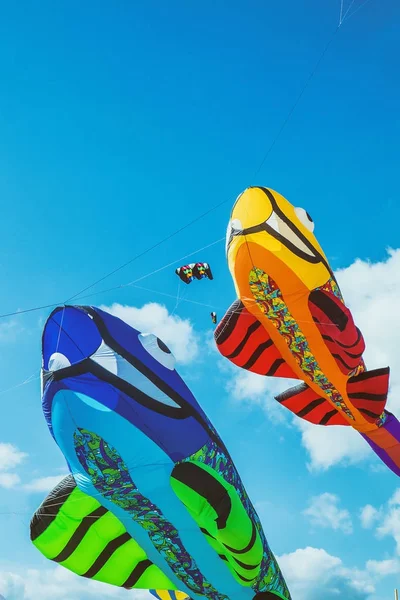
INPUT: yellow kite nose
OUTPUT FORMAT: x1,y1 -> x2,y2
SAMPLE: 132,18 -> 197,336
231,187 -> 273,229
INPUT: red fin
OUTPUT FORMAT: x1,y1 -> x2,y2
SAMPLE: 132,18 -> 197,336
309,290 -> 365,375
347,367 -> 390,423
215,300 -> 297,379
275,382 -> 349,426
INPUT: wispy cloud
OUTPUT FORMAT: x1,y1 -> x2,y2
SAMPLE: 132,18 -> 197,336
0,319 -> 24,342
0,564 -> 153,600
303,492 -> 353,534
23,474 -> 67,494
0,443 -> 27,489
278,545 -> 399,600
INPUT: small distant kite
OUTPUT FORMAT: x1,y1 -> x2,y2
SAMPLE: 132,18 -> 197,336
175,262 -> 213,285
211,311 -> 217,324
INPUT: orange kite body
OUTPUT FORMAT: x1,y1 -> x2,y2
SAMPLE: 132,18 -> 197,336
216,186 -> 400,477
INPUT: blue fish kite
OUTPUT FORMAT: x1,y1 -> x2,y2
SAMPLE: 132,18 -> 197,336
30,305 -> 291,600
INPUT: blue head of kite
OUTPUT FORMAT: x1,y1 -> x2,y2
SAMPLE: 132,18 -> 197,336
31,305 -> 291,600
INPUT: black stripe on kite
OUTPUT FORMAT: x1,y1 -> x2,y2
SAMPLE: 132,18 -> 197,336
322,327 -> 363,350
319,409 -> 340,425
297,398 -> 326,418
332,354 -> 356,371
348,392 -> 387,401
123,559 -> 153,588
30,475 -> 76,541
233,556 -> 260,571
234,570 -> 255,583
215,300 -> 244,345
82,532 -> 131,578
359,408 -> 382,419
227,321 -> 261,360
172,463 -> 231,530
266,359 -> 284,376
309,290 -> 348,332
348,367 -> 389,383
241,339 -> 273,370
223,521 -> 257,555
53,506 -> 107,563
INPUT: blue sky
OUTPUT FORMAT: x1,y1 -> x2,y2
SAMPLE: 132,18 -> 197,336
0,1 -> 399,599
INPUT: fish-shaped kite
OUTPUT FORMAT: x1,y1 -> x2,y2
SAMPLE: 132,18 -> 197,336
216,186 -> 400,477
31,304 -> 291,600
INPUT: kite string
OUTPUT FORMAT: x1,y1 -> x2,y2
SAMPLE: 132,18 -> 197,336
0,237 -> 225,320
0,0 -> 364,322
170,278 -> 181,317
339,0 -> 344,25
55,306 -> 66,354
343,0 -> 372,22
0,371 -> 41,397
72,237 -> 225,304
0,238 -> 225,402
341,0 -> 357,23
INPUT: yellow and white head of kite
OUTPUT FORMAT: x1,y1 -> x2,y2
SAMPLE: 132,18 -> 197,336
225,186 -> 333,293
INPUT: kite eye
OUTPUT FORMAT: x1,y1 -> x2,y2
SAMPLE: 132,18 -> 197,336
225,218 -> 243,255
139,333 -> 176,370
295,207 -> 314,233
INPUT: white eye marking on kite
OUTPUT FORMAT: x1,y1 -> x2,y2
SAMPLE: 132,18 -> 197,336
225,218 -> 243,255
139,333 -> 176,370
295,207 -> 314,232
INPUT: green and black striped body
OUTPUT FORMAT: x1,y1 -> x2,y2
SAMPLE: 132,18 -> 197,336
31,475 -> 175,591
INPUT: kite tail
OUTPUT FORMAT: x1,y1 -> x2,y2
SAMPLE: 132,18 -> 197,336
361,411 -> 400,477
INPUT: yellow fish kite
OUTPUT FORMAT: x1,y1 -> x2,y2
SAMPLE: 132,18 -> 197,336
216,186 -> 400,477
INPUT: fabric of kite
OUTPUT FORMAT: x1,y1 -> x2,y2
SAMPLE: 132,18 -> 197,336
216,185 -> 400,478
175,262 -> 213,285
150,590 -> 192,600
30,305 -> 291,600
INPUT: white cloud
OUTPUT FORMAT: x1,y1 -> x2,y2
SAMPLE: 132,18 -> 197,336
360,504 -> 380,529
303,492 -> 353,534
359,488 -> 400,557
296,419 -> 370,472
0,565 -> 153,600
366,558 -> 400,576
23,475 -> 67,494
0,443 -> 27,489
0,319 -> 24,342
0,444 -> 27,471
278,547 -> 375,600
226,366 -> 298,423
0,473 -> 21,489
101,302 -> 199,364
376,488 -> 400,555
1,552 -> 395,600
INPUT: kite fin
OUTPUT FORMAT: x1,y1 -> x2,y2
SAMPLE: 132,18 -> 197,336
30,475 -> 173,590
171,460 -> 263,587
275,382 -> 349,426
347,367 -> 389,423
309,289 -> 365,375
215,300 -> 298,378
361,410 -> 400,478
